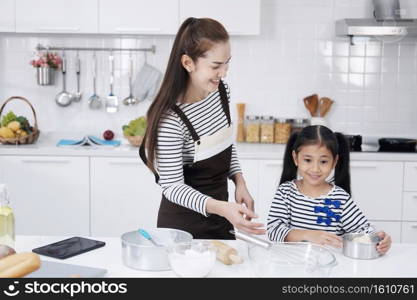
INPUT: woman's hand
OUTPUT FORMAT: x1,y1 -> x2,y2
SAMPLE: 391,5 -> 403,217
232,173 -> 255,220
290,230 -> 343,248
206,199 -> 265,235
376,231 -> 392,254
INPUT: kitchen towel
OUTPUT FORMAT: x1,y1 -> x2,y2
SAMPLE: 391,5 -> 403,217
133,63 -> 162,102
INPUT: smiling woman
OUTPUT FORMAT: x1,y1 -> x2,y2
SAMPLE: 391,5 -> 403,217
139,17 -> 265,239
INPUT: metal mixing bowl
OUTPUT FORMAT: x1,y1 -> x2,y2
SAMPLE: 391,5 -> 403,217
121,228 -> 193,271
343,233 -> 381,260
248,242 -> 337,277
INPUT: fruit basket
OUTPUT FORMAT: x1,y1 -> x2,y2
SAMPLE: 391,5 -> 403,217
124,135 -> 144,147
0,96 -> 40,145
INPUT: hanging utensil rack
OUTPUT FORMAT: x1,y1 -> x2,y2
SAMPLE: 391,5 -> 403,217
36,43 -> 156,53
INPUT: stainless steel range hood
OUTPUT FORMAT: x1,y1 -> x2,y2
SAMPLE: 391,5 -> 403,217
335,18 -> 417,37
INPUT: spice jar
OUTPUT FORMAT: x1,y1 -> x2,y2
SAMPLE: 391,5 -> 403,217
292,118 -> 310,134
245,116 -> 260,143
260,116 -> 274,143
274,118 -> 291,144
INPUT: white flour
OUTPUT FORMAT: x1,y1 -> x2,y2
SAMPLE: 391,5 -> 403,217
352,235 -> 373,244
168,248 -> 216,277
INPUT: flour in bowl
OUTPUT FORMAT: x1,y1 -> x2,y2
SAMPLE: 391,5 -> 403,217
352,235 -> 373,244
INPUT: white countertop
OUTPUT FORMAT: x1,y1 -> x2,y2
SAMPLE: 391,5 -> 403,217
15,235 -> 417,278
1,132 -> 417,161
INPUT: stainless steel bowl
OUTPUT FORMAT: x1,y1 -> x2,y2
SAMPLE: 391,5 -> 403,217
343,233 -> 381,260
121,228 -> 193,271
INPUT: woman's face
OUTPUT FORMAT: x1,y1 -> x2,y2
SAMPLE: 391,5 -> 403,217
185,41 -> 231,94
292,144 -> 338,187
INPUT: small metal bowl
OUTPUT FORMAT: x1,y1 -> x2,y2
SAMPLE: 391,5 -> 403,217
342,233 -> 382,260
121,228 -> 193,271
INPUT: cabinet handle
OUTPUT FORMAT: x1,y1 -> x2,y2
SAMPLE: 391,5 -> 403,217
36,27 -> 81,32
21,159 -> 70,164
350,162 -> 378,169
411,225 -> 417,229
115,27 -> 161,33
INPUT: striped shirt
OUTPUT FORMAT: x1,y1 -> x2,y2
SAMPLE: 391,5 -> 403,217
267,180 -> 374,242
156,83 -> 241,216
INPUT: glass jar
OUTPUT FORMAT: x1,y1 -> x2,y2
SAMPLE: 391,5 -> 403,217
274,118 -> 291,144
245,116 -> 260,143
260,116 -> 274,143
292,118 -> 310,134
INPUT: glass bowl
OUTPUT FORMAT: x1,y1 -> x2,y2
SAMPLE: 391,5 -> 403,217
167,241 -> 217,277
248,242 -> 337,277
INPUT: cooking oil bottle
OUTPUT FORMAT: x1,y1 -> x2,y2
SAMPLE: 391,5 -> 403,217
0,184 -> 15,249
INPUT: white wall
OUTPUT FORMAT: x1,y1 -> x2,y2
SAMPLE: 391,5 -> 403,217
0,0 -> 416,138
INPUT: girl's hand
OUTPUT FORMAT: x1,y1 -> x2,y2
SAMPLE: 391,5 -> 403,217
206,200 -> 265,235
376,231 -> 392,254
234,183 -> 255,221
303,230 -> 343,248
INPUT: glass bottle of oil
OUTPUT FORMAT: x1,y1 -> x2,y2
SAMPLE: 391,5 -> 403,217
0,184 -> 15,249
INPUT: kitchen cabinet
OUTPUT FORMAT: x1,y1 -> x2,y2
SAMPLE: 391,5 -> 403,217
98,0 -> 179,34
0,0 -> 15,32
350,161 -> 403,221
0,156 -> 89,235
179,0 -> 260,35
402,192 -> 417,221
404,162 -> 417,191
401,222 -> 417,243
15,0 -> 98,33
90,157 -> 161,236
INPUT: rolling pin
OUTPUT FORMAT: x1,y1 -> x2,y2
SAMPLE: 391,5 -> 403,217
0,252 -> 41,278
210,240 -> 243,265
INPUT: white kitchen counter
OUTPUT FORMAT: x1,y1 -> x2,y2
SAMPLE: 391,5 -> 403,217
15,235 -> 417,278
1,132 -> 417,161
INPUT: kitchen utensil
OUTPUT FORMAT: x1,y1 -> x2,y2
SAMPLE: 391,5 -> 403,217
236,103 -> 245,142
232,230 -> 337,277
55,53 -> 73,107
0,252 -> 41,278
345,134 -> 363,151
167,241 -> 217,277
123,55 -> 140,106
138,228 -> 162,247
210,240 -> 243,265
319,97 -> 334,117
72,53 -> 82,102
88,52 -> 102,109
378,138 -> 417,152
105,52 -> 119,113
121,228 -> 192,271
343,232 -> 381,259
303,94 -> 319,117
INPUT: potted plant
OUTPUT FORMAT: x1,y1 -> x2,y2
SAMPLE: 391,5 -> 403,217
30,52 -> 62,86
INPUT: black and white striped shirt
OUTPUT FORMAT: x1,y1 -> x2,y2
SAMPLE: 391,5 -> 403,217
156,83 -> 241,216
267,180 -> 374,242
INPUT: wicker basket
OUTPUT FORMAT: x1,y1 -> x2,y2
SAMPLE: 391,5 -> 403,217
124,135 -> 144,147
0,96 -> 40,145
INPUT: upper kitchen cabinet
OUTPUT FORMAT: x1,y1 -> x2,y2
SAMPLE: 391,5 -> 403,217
98,0 -> 179,34
15,0 -> 98,33
179,0 -> 260,35
0,0 -> 15,32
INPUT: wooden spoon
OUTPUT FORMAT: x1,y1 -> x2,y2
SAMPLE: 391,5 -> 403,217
303,94 -> 319,117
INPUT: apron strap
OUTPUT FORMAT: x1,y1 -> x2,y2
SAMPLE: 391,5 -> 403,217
218,80 -> 231,126
172,106 -> 200,143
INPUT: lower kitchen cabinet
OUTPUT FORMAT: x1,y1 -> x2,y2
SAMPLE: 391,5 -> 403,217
370,221 -> 401,243
401,222 -> 417,243
0,155 -> 89,235
90,157 -> 161,237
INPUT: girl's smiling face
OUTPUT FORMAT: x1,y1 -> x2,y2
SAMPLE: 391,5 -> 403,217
182,41 -> 231,95
292,144 -> 338,187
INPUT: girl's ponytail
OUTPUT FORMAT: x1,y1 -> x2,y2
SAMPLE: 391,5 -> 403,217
334,132 -> 351,194
280,132 -> 299,185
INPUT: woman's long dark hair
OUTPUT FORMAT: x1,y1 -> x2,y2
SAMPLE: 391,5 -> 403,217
142,17 -> 229,174
280,125 -> 351,194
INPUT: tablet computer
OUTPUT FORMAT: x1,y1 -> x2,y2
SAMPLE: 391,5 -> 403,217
32,237 -> 106,259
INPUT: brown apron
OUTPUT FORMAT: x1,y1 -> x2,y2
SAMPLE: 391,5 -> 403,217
140,81 -> 234,239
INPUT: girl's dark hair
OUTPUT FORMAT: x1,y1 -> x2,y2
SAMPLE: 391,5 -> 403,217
143,17 -> 229,174
280,125 -> 351,194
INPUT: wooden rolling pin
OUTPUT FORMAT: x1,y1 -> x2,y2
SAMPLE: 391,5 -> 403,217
0,252 -> 41,278
210,240 -> 243,265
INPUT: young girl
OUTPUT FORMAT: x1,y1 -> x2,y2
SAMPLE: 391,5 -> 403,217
267,125 -> 391,254
140,17 -> 265,239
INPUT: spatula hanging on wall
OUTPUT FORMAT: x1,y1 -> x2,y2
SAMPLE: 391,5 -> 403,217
105,52 -> 119,113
